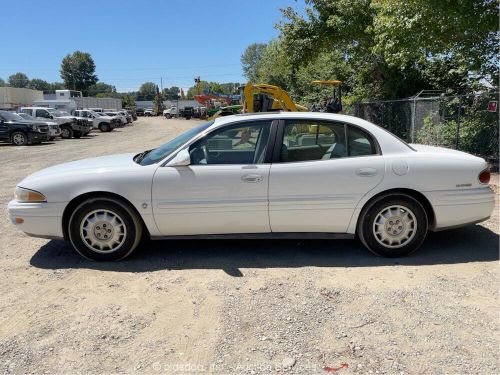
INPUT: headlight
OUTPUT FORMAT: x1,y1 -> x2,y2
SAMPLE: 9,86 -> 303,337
14,187 -> 46,203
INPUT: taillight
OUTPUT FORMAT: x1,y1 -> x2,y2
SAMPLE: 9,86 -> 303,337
478,169 -> 491,184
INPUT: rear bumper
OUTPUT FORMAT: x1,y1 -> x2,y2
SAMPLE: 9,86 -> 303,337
425,187 -> 495,230
7,200 -> 65,239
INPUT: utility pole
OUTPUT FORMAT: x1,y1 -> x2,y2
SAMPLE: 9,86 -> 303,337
194,76 -> 201,95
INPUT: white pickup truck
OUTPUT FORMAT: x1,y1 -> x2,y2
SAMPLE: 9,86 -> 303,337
20,107 -> 92,139
73,109 -> 120,132
163,106 -> 178,118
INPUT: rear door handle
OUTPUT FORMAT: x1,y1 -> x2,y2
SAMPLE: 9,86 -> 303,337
241,173 -> 263,183
356,168 -> 377,177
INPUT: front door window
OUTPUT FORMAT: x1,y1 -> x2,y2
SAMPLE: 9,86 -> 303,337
189,121 -> 272,165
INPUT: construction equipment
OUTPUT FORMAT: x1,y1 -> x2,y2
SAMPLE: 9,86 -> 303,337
311,80 -> 342,113
242,83 -> 308,113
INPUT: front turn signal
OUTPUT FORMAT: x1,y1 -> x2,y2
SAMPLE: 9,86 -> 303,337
15,187 -> 46,203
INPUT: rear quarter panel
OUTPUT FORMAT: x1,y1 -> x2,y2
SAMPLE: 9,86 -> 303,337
346,153 -> 493,232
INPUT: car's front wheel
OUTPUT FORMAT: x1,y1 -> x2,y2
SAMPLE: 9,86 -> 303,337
358,194 -> 428,257
68,197 -> 143,261
60,126 -> 73,139
11,131 -> 28,146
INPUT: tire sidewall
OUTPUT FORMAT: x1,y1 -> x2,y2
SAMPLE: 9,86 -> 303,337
359,194 -> 428,257
99,123 -> 110,132
61,126 -> 73,139
68,198 -> 142,261
11,131 -> 27,146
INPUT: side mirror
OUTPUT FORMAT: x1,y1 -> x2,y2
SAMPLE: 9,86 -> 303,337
49,115 -> 54,119
167,149 -> 191,167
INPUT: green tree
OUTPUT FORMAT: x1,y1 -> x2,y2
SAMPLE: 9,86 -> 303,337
8,72 -> 29,88
122,94 -> 136,108
371,0 -> 498,78
0,78 -> 5,86
60,51 -> 98,93
241,43 -> 268,82
48,82 -> 66,90
163,86 -> 180,100
87,82 -> 117,97
138,82 -> 157,100
276,0 -> 498,99
29,78 -> 50,91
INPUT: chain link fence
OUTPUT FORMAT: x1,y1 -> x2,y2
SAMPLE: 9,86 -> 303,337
352,92 -> 499,163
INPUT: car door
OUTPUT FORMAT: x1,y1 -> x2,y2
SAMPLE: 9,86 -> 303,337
152,120 -> 276,236
0,114 -> 9,140
35,108 -> 51,121
268,119 -> 385,233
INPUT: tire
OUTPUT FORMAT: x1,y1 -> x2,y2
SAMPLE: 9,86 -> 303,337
357,194 -> 428,257
68,197 -> 143,261
11,131 -> 28,146
60,126 -> 73,139
73,131 -> 82,139
49,137 -> 55,141
99,123 -> 110,132
166,114 -> 172,119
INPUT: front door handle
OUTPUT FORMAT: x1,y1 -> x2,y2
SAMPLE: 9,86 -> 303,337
356,168 -> 377,177
241,173 -> 263,183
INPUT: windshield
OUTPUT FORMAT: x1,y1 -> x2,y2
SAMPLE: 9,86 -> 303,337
18,113 -> 35,120
138,122 -> 213,165
0,111 -> 24,121
46,108 -> 64,116
58,111 -> 70,116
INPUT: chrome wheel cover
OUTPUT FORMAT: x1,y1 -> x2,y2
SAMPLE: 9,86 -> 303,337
373,205 -> 417,249
80,209 -> 127,253
12,133 -> 25,145
61,128 -> 70,137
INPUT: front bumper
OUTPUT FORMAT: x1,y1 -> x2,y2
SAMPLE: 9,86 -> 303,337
7,200 -> 65,239
48,126 -> 61,137
27,131 -> 49,143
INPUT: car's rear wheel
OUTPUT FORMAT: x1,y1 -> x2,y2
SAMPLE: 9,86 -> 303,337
68,198 -> 143,261
358,194 -> 428,257
60,126 -> 73,139
11,131 -> 28,146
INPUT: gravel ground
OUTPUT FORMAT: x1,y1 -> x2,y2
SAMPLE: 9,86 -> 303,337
0,116 -> 498,374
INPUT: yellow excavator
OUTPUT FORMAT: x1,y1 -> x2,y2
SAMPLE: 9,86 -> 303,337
242,83 -> 308,113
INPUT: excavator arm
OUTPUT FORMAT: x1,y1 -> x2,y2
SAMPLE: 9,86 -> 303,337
243,83 -> 307,113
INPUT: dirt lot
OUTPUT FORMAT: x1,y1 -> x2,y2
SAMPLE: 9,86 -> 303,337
0,116 -> 498,374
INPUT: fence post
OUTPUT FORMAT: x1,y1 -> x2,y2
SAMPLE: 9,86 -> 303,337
411,97 -> 416,143
455,95 -> 462,149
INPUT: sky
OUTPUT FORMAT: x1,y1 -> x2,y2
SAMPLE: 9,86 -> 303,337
0,0 -> 305,92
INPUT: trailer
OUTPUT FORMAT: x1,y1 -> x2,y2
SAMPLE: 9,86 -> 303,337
0,87 -> 43,110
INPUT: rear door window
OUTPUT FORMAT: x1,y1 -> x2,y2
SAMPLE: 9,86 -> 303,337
280,120 -> 347,162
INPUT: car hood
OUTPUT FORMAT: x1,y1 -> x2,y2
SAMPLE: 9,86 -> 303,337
5,120 -> 46,126
19,153 -> 139,184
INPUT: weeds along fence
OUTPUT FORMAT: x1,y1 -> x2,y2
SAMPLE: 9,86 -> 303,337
352,92 -> 499,163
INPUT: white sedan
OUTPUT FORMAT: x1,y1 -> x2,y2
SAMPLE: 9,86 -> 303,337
8,113 -> 494,261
